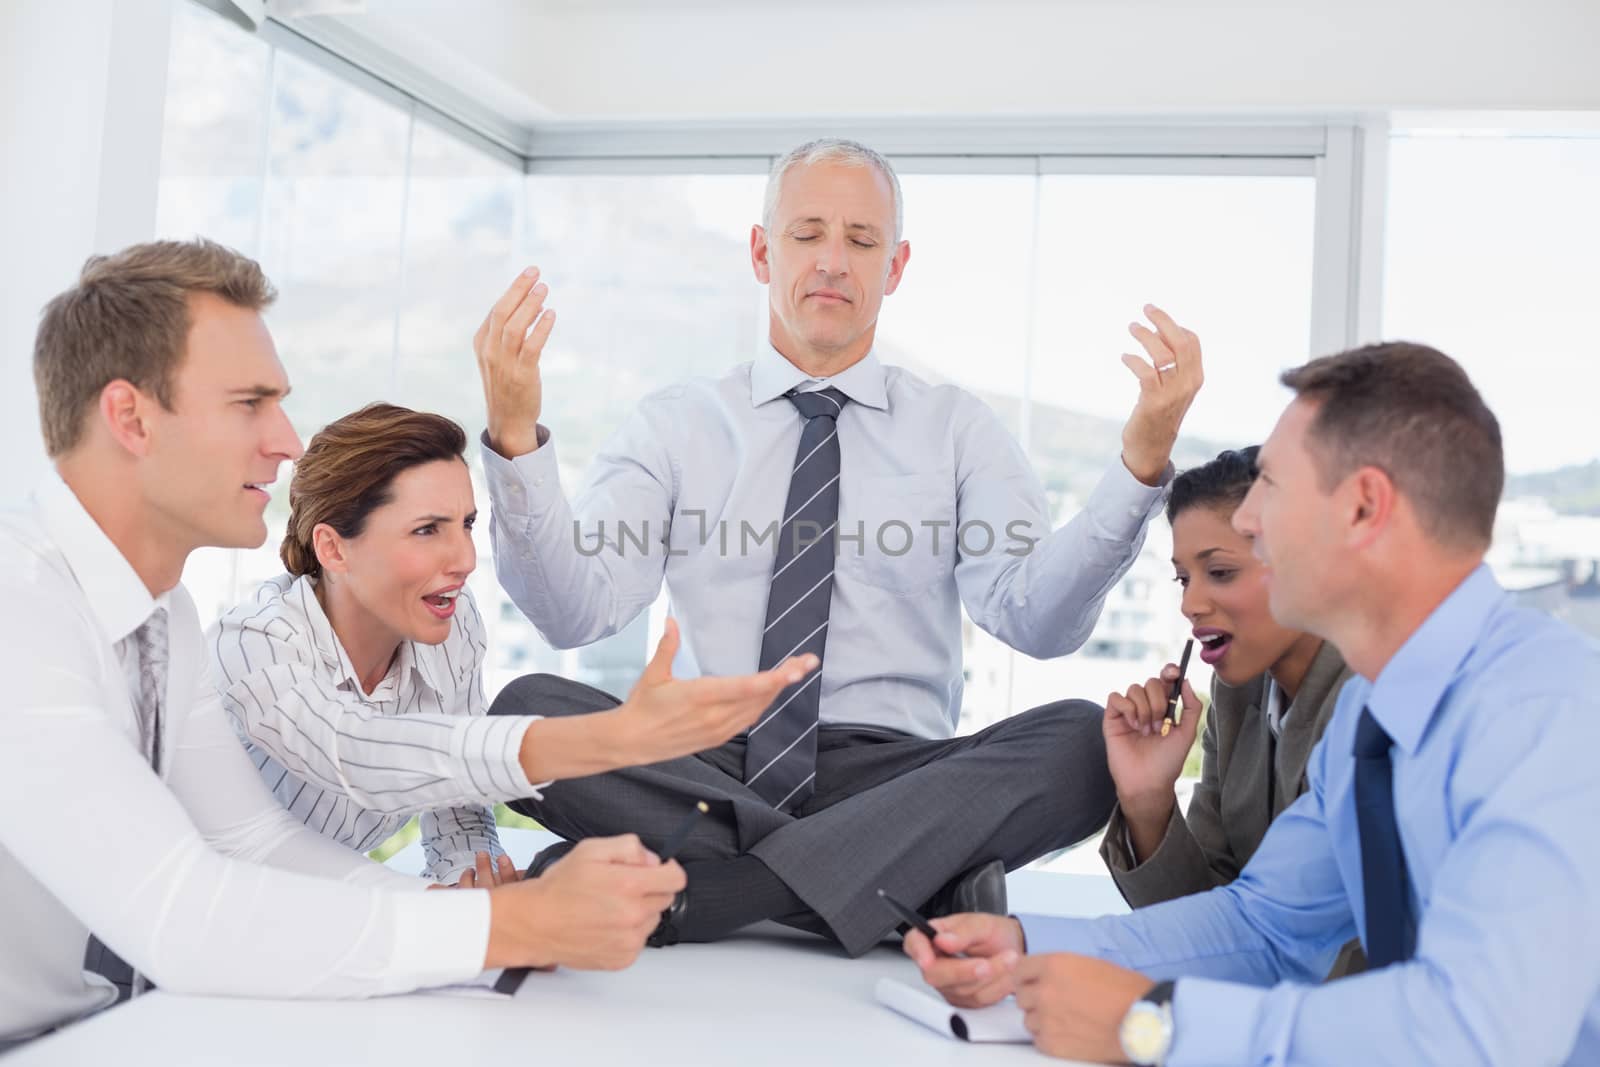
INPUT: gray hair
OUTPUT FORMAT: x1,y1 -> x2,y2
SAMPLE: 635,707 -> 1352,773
762,139 -> 904,245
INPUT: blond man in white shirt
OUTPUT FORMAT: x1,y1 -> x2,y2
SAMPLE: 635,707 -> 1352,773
0,238 -> 811,1046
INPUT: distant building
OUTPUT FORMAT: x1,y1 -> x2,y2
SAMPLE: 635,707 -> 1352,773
1490,498 -> 1600,645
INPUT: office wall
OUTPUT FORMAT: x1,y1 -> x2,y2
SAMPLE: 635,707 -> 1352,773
0,0 -> 171,503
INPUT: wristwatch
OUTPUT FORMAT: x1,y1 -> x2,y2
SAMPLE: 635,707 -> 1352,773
1119,979 -> 1175,1066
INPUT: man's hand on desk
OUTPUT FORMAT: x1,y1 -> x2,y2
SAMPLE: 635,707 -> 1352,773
1015,953 -> 1151,1064
476,266 -> 555,459
484,834 -> 685,971
517,619 -> 820,782
1119,304 -> 1204,487
903,912 -> 1026,1008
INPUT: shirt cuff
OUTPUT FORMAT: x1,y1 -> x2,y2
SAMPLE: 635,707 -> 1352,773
1099,803 -> 1144,874
1085,457 -> 1172,540
387,886 -> 493,989
428,839 -> 506,886
1103,803 -> 1209,909
479,426 -> 558,519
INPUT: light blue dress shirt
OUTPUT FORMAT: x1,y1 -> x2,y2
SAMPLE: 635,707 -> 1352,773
1022,564 -> 1600,1065
482,346 -> 1168,739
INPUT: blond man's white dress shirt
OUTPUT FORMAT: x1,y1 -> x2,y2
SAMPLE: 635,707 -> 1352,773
0,476 -> 487,1044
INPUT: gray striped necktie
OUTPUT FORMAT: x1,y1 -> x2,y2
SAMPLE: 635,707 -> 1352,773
85,607 -> 171,1000
743,386 -> 848,811
134,608 -> 170,775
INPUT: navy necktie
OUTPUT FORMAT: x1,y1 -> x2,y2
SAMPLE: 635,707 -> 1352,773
1353,706 -> 1417,967
743,387 -> 848,811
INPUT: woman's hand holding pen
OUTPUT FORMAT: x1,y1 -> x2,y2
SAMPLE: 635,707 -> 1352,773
903,913 -> 1027,1009
1104,664 -> 1202,861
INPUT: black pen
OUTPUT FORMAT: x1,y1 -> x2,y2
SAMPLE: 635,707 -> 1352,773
658,800 -> 709,862
1162,638 -> 1195,737
877,888 -> 967,958
494,801 -> 710,997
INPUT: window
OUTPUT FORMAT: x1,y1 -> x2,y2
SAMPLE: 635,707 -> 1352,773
158,2 -> 524,638
998,171 -> 1316,727
491,173 -> 769,700
158,2 -> 1327,732
155,2 -> 270,252
1385,130 -> 1600,642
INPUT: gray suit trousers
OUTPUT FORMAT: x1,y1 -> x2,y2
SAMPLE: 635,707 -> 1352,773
489,673 -> 1115,956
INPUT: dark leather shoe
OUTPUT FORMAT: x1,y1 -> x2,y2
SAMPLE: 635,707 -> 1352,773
924,859 -> 1008,919
524,840 -> 575,879
646,890 -> 687,948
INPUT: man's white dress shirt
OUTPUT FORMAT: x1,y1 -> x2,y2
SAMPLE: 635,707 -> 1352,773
0,476 -> 488,1043
485,347 -> 1169,739
209,574 -> 544,883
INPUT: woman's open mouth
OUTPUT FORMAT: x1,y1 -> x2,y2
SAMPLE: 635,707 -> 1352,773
422,586 -> 460,620
1194,627 -> 1233,666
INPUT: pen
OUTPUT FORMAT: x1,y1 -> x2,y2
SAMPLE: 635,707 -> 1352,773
658,800 -> 710,862
494,800 -> 710,996
877,888 -> 967,958
1162,638 -> 1195,737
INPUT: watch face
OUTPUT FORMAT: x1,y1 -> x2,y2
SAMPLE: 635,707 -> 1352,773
1119,1003 -> 1172,1066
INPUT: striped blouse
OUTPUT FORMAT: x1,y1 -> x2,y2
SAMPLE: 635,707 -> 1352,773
207,573 -> 543,882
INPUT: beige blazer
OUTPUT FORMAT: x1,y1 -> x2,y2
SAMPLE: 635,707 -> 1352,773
1098,640 -> 1366,976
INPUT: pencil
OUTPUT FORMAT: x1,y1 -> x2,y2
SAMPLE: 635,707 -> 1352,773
1161,638 -> 1195,737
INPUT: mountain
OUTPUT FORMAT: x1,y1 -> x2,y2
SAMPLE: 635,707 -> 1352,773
1506,461 -> 1600,516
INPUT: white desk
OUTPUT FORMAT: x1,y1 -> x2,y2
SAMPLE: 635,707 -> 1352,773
10,831 -> 1127,1067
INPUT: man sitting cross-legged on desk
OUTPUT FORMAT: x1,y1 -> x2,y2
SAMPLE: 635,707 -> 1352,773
0,240 -> 804,1048
475,138 -> 1205,956
908,343 -> 1600,1066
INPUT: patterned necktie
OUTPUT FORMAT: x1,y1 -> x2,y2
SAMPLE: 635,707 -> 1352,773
85,608 -> 172,1001
743,386 -> 848,811
1353,706 -> 1416,967
134,608 -> 170,775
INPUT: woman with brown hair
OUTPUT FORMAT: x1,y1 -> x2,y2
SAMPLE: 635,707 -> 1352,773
208,402 -> 815,885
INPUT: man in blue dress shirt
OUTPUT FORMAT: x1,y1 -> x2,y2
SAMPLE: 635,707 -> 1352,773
472,139 -> 1207,955
908,341 -> 1600,1065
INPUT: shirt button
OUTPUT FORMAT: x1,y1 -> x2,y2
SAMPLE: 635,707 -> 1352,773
533,477 -> 544,488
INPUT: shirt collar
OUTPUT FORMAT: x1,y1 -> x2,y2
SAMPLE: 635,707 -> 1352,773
36,472 -> 160,643
750,343 -> 889,411
291,574 -> 439,699
1366,563 -> 1504,755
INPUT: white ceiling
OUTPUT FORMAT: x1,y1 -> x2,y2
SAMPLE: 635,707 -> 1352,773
275,0 -> 1600,138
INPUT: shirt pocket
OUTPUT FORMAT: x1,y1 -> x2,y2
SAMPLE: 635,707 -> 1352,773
837,471 -> 957,596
